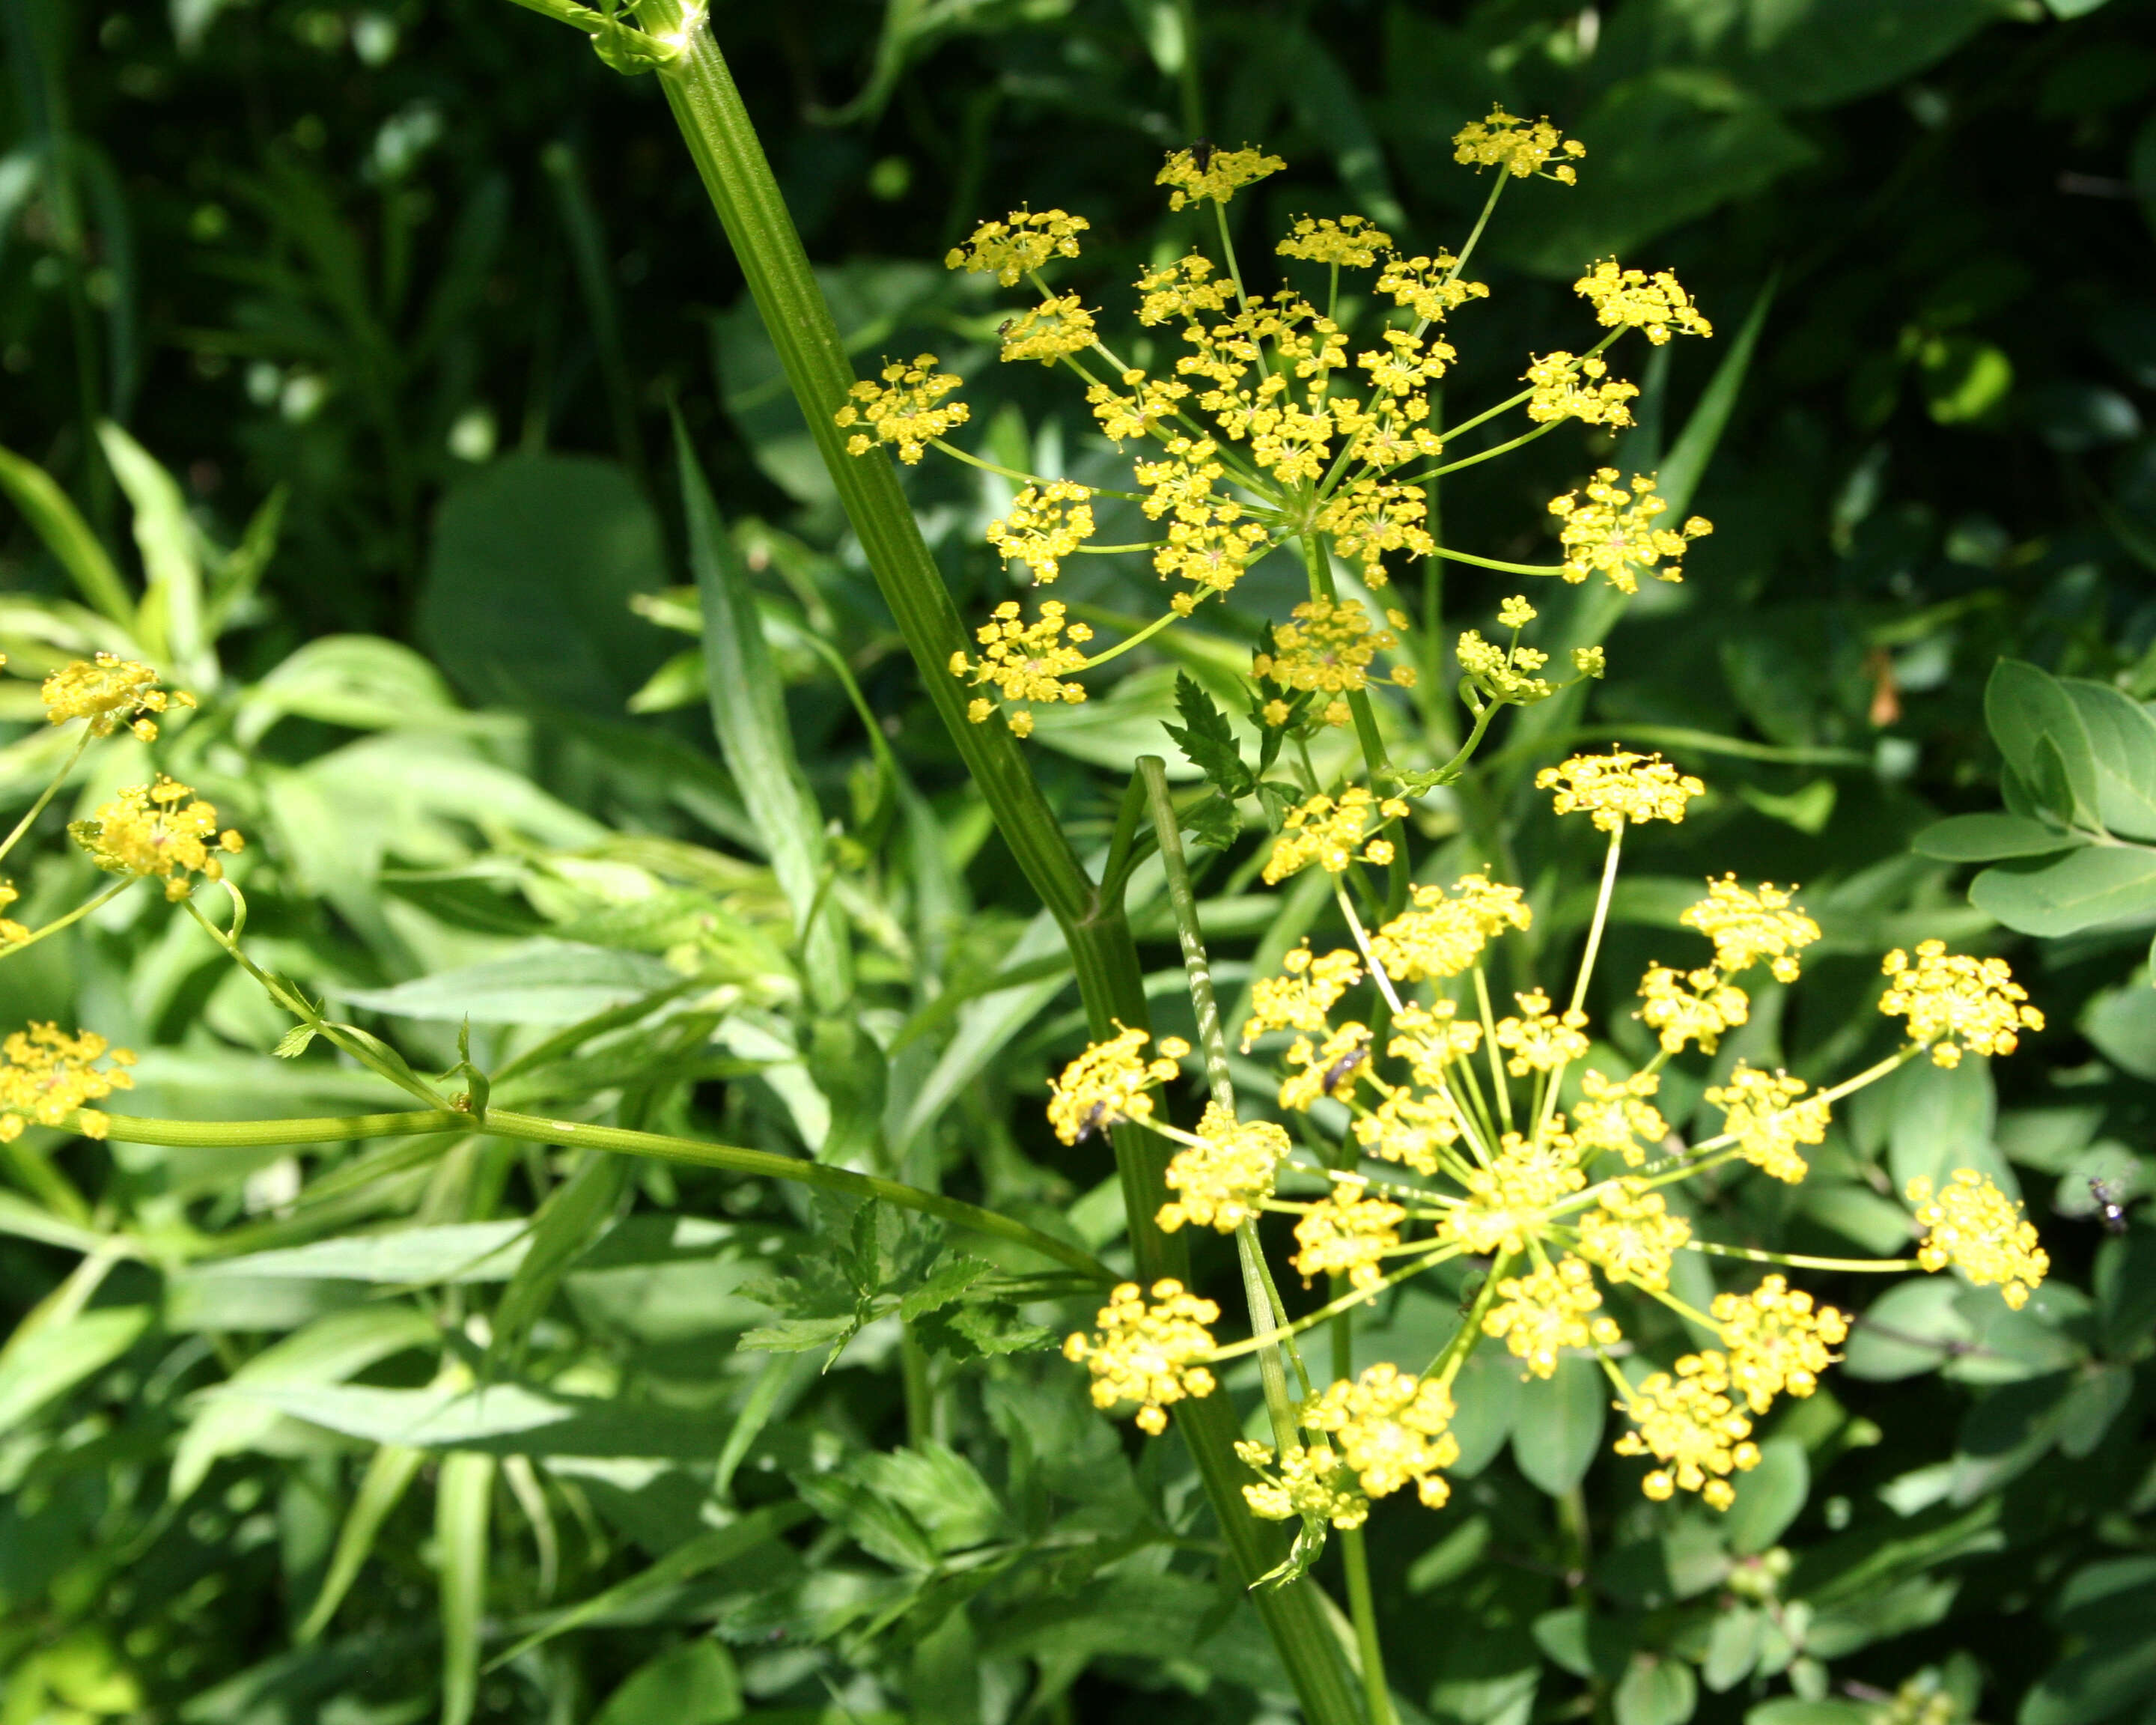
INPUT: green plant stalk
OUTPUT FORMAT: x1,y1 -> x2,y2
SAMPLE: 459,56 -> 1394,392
1330,1289 -> 1395,1725
602,7 -> 1362,1713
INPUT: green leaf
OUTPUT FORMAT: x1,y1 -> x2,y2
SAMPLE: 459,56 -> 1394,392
297,1443 -> 424,1642
1723,1438 -> 1809,1556
897,1255 -> 993,1321
1842,1279 -> 1976,1381
1986,660 -> 2100,828
1511,1352 -> 1605,1495
236,634 -> 466,746
489,1153 -> 629,1372
197,1223 -> 531,1286
1913,813 -> 2082,862
2084,982 -> 2156,1081
738,1315 -> 862,1356
1889,1055 -> 2010,1203
0,1306 -> 150,1435
0,441 -> 135,625
335,941 -> 678,1025
2018,1634 -> 2156,1725
436,1449 -> 494,1725
226,1379 -> 738,1457
1702,1607 -> 1763,1693
1615,1655 -> 1698,1725
1747,1704 -> 1873,1725
1971,848 -> 2156,937
1163,672 -> 1254,798
1447,1322 -> 1523,1476
591,1641 -> 745,1725
98,421 -> 207,678
675,416 -> 850,1012
2061,680 -> 2156,840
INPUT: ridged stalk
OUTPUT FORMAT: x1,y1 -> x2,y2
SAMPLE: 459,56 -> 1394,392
573,7 -> 1363,1716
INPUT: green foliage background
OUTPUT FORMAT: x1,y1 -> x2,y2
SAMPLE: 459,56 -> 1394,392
3,1 -> 2156,1724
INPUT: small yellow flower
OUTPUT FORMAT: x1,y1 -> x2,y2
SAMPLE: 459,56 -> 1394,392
1523,352 -> 1637,427
1065,1279 -> 1219,1434
1453,108 -> 1587,183
1279,1023 -> 1375,1113
1537,748 -> 1705,830
1277,214 -> 1395,269
1714,1276 -> 1848,1414
1243,943 -> 1364,1045
1156,143 -> 1286,210
1315,477 -> 1434,579
1574,258 -> 1714,344
0,880 -> 27,949
0,1022 -> 136,1143
1253,597 -> 1408,714
1683,876 -> 1821,982
949,600 -> 1093,735
1493,988 -> 1590,1076
1614,1350 -> 1760,1510
1133,253 -> 1236,326
70,776 -> 245,901
1158,1102 -> 1289,1233
1879,941 -> 2044,1067
1449,1135 -> 1586,1257
945,207 -> 1089,285
1044,1023 -> 1187,1144
1907,1169 -> 2050,1309
41,653 -> 196,740
1261,785 -> 1407,884
984,480 -> 1094,582
1547,469 -> 1711,592
1368,871 -> 1532,983
1291,1178 -> 1404,1290
1375,253 -> 1490,323
999,294 -> 1098,365
1497,594 -> 1537,629
1570,1068 -> 1667,1166
1087,368 -> 1193,441
1482,1254 -> 1616,1379
1301,1363 -> 1461,1507
1457,629 -> 1552,702
1353,1082 -> 1467,1177
1384,999 -> 1485,1085
1576,1179 -> 1691,1292
1573,645 -> 1607,678
833,353 -> 969,463
1706,1065 -> 1829,1184
1236,1440 -> 1369,1529
1637,964 -> 1750,1056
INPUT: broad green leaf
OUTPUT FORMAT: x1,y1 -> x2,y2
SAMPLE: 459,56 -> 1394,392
2062,680 -> 2156,840
854,1442 -> 1005,1555
1446,1319 -> 1524,1477
1842,1280 -> 1976,1381
2095,1231 -> 2156,1355
1723,1438 -> 1808,1556
296,1443 -> 423,1638
223,1379 -> 736,1456
1986,660 -> 2099,829
1511,1352 -> 1605,1496
1971,848 -> 2156,937
1615,1655 -> 1698,1725
0,1306 -> 150,1435
1702,1607 -> 1763,1692
676,416 -> 851,1012
436,1449 -> 493,1725
236,635 -> 467,746
1913,813 -> 2082,862
0,1190 -> 115,1256
1748,1704 -> 1872,1725
335,941 -> 677,1025
489,1154 -> 628,1372
2018,1628 -> 2156,1725
98,421 -> 208,679
195,1223 -> 530,1286
0,442 -> 134,624
1889,1055 -> 2011,1202
591,1641 -> 745,1725
2084,982 -> 2156,1080
419,454 -> 669,717
172,1305 -> 438,1501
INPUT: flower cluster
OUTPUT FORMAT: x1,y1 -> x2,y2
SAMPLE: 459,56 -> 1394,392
70,776 -> 245,901
834,354 -> 969,463
43,654 -> 196,740
1236,1440 -> 1369,1530
1156,144 -> 1285,210
1253,598 -> 1410,727
1907,1169 -> 2050,1309
1638,964 -> 1751,1055
1292,1178 -> 1404,1289
1158,1103 -> 1288,1233
1000,294 -> 1097,365
0,881 -> 25,949
1483,1256 -> 1618,1378
1714,1276 -> 1848,1414
1045,1023 -> 1187,1144
944,207 -> 1089,285
1577,1181 -> 1692,1292
1300,1363 -> 1459,1507
1262,787 -> 1407,884
1064,1280 -> 1219,1434
1708,1065 -> 1830,1184
950,600 -> 1093,736
1278,215 -> 1394,269
1682,876 -> 1820,982
1571,1068 -> 1667,1164
1615,1352 -> 1759,1509
984,480 -> 1094,582
0,1023 -> 136,1143
1574,259 -> 1715,344
1454,109 -> 1586,182
1548,469 -> 1711,591
1879,940 -> 2046,1066
1368,871 -> 1530,982
1536,749 -> 1705,830
1493,988 -> 1591,1075
1524,352 -> 1637,426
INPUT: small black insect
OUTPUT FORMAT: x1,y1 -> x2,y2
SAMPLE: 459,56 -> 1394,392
1074,1100 -> 1111,1143
2089,1175 -> 2131,1235
1188,137 -> 1216,174
1320,1047 -> 1368,1094
997,318 -> 1014,338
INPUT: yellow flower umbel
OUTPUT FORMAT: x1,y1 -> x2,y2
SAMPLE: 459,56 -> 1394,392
1244,943 -> 1364,1044
984,480 -> 1094,582
1683,876 -> 1821,982
1064,1279 -> 1219,1434
1637,964 -> 1750,1055
1524,352 -> 1637,427
835,354 -> 969,463
999,295 -> 1098,365
1453,108 -> 1586,183
944,207 -> 1089,285
1615,1351 -> 1760,1509
1574,258 -> 1714,344
1368,871 -> 1532,983
1291,1178 -> 1404,1289
1156,143 -> 1285,210
1547,469 -> 1711,592
1277,214 -> 1395,269
950,600 -> 1093,737
1045,1024 -> 1187,1144
1714,1276 -> 1848,1414
1484,1256 -> 1618,1378
1158,1103 -> 1288,1233
1262,787 -> 1409,884
1576,1181 -> 1691,1292
1538,749 -> 1705,830
0,1023 -> 136,1142
1236,1440 -> 1370,1530
1879,942 -> 2044,1067
70,776 -> 245,901
1907,1169 -> 2050,1309
1570,1068 -> 1667,1166
42,653 -> 196,741
1707,1065 -> 1830,1184
1253,597 -> 1410,727
1493,988 -> 1590,1075
1300,1363 -> 1461,1508
1449,1135 -> 1586,1256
